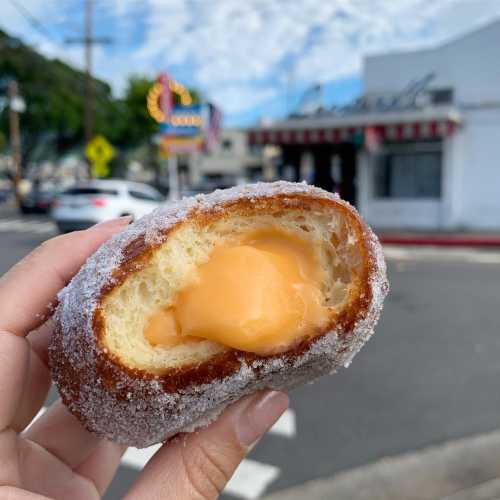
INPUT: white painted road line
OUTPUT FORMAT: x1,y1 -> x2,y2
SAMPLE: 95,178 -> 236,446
122,444 -> 161,469
31,407 -> 282,499
123,451 -> 281,500
121,409 -> 296,470
384,245 -> 500,264
269,408 -> 296,438
225,459 -> 281,500
0,218 -> 56,234
120,409 -> 295,498
35,403 -> 293,499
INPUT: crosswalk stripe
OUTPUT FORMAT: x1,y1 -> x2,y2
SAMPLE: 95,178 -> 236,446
122,449 -> 280,500
269,409 -> 296,438
0,218 -> 55,234
121,409 -> 296,470
31,223 -> 56,234
0,221 -> 19,230
32,404 -> 293,499
225,459 -> 281,500
122,444 -> 161,469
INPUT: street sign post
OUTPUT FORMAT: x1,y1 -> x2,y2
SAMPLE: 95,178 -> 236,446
147,73 -> 204,201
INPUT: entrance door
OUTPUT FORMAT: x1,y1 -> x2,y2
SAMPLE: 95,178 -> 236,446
311,143 -> 358,206
339,143 -> 357,206
279,146 -> 302,182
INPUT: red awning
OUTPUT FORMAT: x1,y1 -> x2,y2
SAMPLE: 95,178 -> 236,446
248,120 -> 458,146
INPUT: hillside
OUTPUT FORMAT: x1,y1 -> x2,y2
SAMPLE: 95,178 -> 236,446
0,29 -> 119,160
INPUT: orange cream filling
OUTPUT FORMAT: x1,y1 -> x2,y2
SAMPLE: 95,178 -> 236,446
144,230 -> 330,354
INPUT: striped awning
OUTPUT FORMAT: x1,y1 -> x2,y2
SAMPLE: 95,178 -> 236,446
248,109 -> 461,146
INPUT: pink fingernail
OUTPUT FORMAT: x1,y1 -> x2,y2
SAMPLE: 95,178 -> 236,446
237,391 -> 289,447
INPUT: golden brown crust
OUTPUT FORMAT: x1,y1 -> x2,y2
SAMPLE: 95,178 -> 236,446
93,193 -> 373,392
49,181 -> 388,447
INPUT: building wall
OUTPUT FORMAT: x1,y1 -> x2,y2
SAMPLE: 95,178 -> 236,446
361,20 -> 500,230
364,20 -> 500,105
358,108 -> 500,231
189,129 -> 261,184
358,149 -> 445,230
457,108 -> 500,229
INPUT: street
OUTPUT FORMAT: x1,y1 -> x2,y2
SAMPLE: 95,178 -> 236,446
1,209 -> 500,500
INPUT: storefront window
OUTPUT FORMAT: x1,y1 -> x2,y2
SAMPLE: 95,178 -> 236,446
374,146 -> 442,199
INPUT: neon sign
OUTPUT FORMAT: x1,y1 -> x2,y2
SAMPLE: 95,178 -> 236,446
147,76 -> 196,124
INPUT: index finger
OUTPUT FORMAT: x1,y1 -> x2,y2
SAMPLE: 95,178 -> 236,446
0,217 -> 131,336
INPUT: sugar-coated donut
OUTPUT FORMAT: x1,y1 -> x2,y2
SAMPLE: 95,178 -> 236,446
49,181 -> 389,448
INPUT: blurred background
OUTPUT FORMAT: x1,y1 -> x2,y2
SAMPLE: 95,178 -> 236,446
1,1 -> 500,499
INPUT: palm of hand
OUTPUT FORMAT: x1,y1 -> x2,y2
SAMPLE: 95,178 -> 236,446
0,219 -> 288,500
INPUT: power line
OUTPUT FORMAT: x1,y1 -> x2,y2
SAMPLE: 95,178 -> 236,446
7,0 -> 60,44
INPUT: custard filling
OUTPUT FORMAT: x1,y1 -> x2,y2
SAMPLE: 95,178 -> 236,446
144,229 -> 330,355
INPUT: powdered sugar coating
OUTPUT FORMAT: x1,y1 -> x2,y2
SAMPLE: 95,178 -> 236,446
49,181 -> 389,448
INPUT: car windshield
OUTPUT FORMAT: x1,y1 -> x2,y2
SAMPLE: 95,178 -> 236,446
63,187 -> 119,196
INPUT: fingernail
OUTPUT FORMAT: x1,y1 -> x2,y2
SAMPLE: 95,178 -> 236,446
236,391 -> 289,448
92,216 -> 132,229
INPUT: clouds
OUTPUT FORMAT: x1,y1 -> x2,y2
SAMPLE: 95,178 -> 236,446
2,0 -> 500,122
130,0 -> 500,115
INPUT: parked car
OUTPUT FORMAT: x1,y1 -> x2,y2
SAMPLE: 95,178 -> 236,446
51,179 -> 165,233
0,188 -> 11,204
20,189 -> 57,214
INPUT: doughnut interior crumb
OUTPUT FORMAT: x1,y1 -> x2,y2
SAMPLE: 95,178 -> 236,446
101,207 -> 363,373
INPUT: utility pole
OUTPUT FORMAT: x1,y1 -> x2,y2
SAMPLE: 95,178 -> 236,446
285,60 -> 294,117
84,0 -> 93,148
66,0 -> 112,176
8,80 -> 22,207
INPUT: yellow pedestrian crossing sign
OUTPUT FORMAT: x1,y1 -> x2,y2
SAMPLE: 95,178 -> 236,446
85,135 -> 115,178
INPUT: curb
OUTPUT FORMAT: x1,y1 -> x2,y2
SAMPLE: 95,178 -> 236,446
379,236 -> 500,248
263,428 -> 500,500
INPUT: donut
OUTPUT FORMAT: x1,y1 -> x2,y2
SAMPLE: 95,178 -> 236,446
49,181 -> 389,448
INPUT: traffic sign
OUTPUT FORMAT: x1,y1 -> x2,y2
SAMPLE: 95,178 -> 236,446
85,135 -> 115,178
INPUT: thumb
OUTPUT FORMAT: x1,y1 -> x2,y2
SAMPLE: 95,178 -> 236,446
124,391 -> 288,500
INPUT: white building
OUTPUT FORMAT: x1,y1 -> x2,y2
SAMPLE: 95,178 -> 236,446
188,129 -> 265,188
249,20 -> 500,230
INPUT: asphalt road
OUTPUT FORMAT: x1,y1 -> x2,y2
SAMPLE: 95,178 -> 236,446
1,207 -> 500,499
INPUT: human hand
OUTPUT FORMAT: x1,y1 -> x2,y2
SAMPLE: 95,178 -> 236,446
0,217 -> 289,500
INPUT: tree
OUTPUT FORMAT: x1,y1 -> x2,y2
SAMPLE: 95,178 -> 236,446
0,30 -> 116,163
0,29 -> 203,172
113,75 -> 202,147
116,76 -> 158,146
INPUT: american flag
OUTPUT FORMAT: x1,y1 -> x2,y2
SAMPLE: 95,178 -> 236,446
204,102 -> 223,152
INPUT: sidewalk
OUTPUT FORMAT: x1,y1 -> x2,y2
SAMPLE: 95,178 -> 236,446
378,231 -> 500,247
264,428 -> 500,500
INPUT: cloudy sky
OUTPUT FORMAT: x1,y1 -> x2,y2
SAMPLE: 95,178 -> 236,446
2,0 -> 500,126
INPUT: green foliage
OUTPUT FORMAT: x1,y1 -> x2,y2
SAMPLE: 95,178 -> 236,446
0,29 -> 203,165
116,76 -> 158,146
0,29 -> 112,159
111,75 -> 202,147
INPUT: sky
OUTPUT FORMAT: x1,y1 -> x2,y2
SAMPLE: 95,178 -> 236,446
2,0 -> 500,127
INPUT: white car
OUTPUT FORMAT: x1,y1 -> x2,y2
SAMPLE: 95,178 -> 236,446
51,179 -> 165,232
